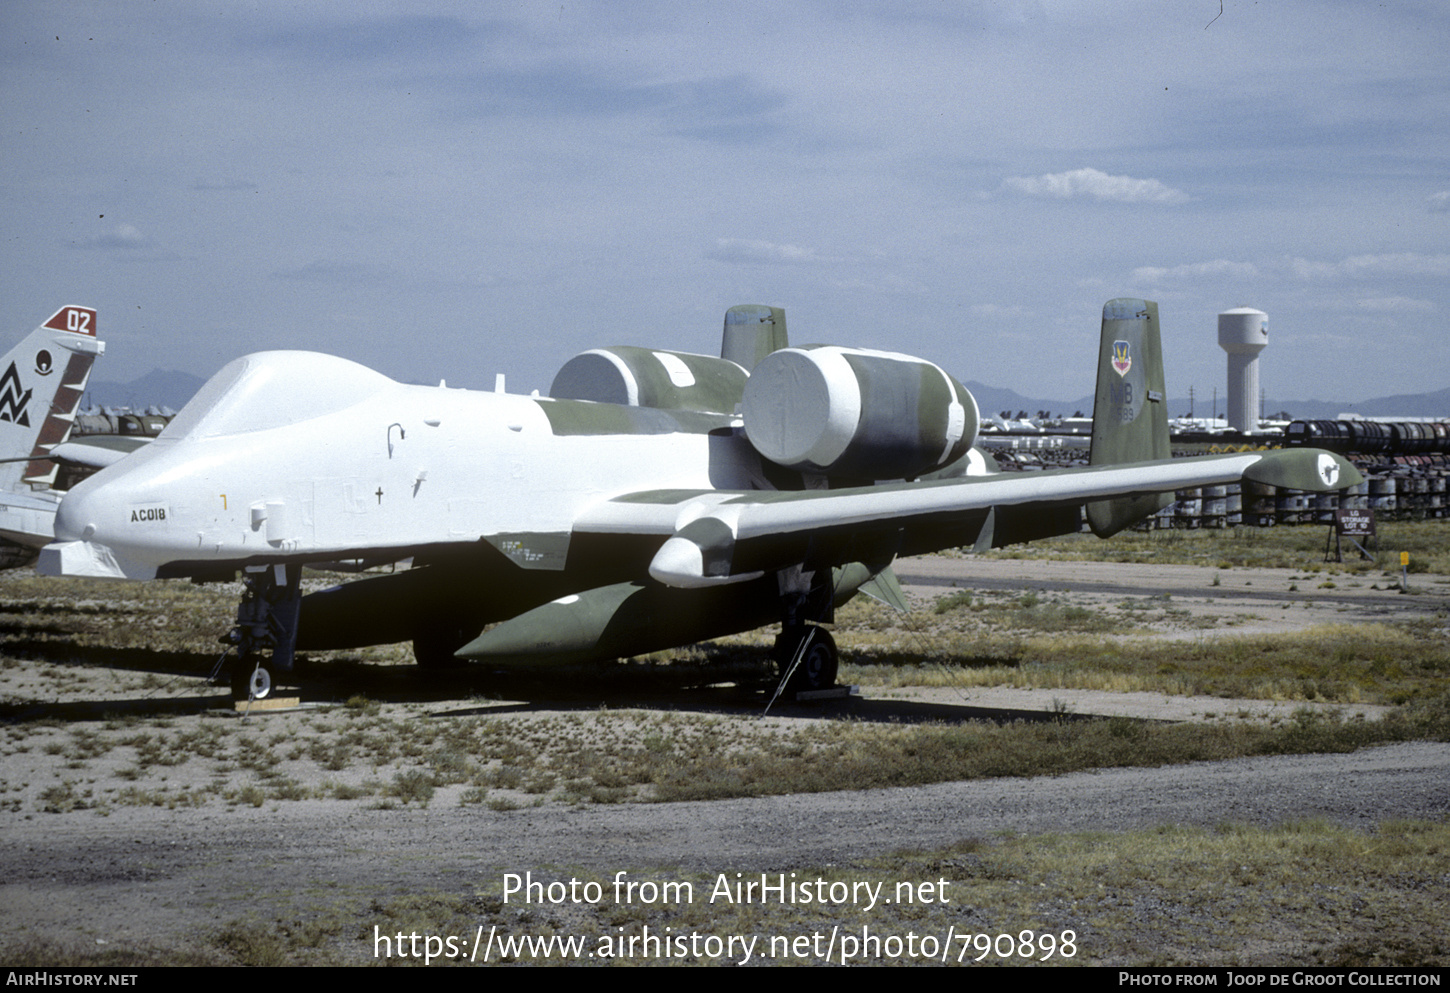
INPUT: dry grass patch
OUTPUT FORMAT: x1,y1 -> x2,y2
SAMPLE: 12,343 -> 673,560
832,587 -> 1450,704
980,520 -> 1450,575
650,694 -> 1450,802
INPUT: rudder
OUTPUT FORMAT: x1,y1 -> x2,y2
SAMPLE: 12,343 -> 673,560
0,306 -> 103,492
720,305 -> 787,372
1086,298 -> 1171,537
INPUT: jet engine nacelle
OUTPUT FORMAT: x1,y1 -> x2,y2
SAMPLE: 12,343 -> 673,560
550,346 -> 747,414
741,346 -> 978,480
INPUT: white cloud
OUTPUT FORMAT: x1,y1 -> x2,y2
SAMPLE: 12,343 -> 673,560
1131,259 -> 1259,283
74,224 -> 147,250
1284,257 -> 1341,281
999,167 -> 1190,205
1428,191 -> 1450,213
1286,253 -> 1450,280
706,238 -> 820,265
969,303 -> 1031,318
1353,296 -> 1435,313
271,260 -> 382,283
830,274 -> 927,295
1132,253 -> 1450,285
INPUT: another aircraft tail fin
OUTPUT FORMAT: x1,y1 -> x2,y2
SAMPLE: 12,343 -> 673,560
1086,298 -> 1171,537
721,305 -> 787,372
0,306 -> 103,492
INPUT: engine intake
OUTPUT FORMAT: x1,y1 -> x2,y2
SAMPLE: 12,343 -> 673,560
549,347 -> 747,414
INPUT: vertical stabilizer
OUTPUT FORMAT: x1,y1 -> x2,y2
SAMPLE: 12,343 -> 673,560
1086,298 -> 1170,537
721,305 -> 787,372
0,306 -> 103,492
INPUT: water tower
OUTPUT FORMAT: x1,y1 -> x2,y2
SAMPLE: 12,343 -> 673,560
1218,307 -> 1268,433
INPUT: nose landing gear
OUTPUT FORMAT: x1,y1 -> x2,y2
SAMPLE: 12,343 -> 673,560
224,563 -> 301,704
231,657 -> 274,702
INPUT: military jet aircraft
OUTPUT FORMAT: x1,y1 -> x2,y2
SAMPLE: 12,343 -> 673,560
0,306 -> 105,568
40,300 -> 1360,701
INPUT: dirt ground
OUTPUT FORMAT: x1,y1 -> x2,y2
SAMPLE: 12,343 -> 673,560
896,555 -> 1450,640
2,555 -> 1447,963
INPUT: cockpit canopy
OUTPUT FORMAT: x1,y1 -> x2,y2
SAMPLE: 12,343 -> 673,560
159,351 -> 394,440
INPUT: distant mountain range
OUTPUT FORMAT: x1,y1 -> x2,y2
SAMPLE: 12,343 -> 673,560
84,370 -> 207,413
83,369 -> 1450,423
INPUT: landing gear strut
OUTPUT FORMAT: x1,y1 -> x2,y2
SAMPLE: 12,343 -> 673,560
771,563 -> 840,695
225,564 -> 301,703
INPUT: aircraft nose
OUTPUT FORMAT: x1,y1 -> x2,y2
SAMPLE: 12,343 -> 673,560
41,447 -> 180,581
53,484 -> 100,542
54,449 -> 160,547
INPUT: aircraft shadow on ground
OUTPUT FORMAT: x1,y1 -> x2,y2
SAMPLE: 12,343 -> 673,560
0,639 -> 1117,727
0,638 -> 222,678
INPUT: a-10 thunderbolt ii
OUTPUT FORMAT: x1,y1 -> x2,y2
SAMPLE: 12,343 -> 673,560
40,300 -> 1359,702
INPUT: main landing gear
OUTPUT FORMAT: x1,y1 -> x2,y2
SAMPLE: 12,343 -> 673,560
772,625 -> 839,693
771,564 -> 840,695
224,564 -> 302,703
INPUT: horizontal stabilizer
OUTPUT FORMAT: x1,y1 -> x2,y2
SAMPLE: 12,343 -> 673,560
47,436 -> 149,470
1241,448 -> 1355,491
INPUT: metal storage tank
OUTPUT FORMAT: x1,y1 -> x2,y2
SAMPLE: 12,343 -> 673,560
1175,487 -> 1203,529
1368,475 -> 1397,513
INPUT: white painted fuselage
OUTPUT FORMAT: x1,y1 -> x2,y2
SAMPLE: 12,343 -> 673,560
46,351 -> 734,580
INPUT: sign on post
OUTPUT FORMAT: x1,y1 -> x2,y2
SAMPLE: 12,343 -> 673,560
1326,508 -> 1376,562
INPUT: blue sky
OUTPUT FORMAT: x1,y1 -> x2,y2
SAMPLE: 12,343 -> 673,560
4,2 -> 1447,406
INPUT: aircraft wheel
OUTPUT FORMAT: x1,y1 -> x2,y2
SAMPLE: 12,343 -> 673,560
231,658 -> 272,702
776,627 -> 838,692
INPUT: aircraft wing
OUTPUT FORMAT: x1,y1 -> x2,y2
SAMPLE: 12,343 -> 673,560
575,448 -> 1361,588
